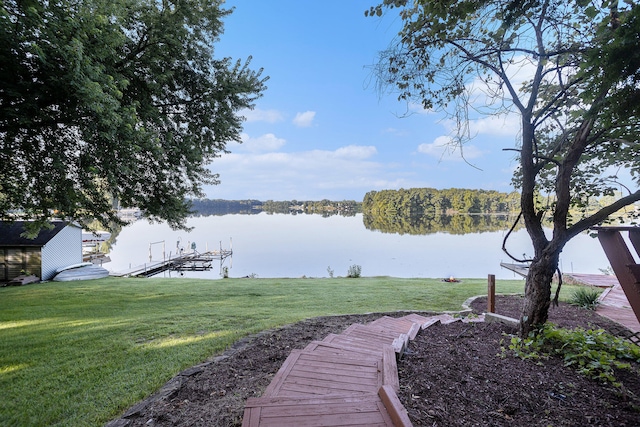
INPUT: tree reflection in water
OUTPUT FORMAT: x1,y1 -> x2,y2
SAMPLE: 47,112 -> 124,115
363,214 -> 524,235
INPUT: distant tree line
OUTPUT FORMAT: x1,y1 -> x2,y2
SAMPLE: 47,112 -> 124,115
189,199 -> 262,216
261,200 -> 361,216
363,188 -> 520,217
189,189 -> 526,218
189,199 -> 361,216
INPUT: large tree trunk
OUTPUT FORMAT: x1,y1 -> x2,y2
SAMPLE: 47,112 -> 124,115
519,249 -> 559,336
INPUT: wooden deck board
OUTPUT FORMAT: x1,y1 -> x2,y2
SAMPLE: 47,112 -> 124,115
323,333 -> 403,355
285,368 -> 379,385
242,394 -> 395,426
304,340 -> 385,357
341,324 -> 408,354
277,381 -> 379,397
304,341 -> 400,393
598,284 -> 640,333
432,314 -> 461,325
263,350 -> 386,397
344,323 -> 408,340
564,273 -> 619,288
565,273 -> 640,333
402,313 -> 442,329
369,316 -> 421,340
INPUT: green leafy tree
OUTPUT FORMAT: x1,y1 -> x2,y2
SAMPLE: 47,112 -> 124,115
0,0 -> 267,232
362,187 -> 517,217
367,0 -> 640,335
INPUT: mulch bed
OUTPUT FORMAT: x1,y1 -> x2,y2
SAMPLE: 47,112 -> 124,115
109,296 -> 640,427
400,296 -> 640,426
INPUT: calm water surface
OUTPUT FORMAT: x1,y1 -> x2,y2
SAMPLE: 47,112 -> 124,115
106,213 -> 611,280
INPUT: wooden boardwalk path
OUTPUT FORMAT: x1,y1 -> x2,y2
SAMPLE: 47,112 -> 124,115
242,283 -> 640,426
565,273 -> 640,334
242,312 -> 476,427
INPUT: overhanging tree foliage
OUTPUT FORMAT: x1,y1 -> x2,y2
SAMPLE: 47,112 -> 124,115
367,0 -> 640,335
0,0 -> 267,233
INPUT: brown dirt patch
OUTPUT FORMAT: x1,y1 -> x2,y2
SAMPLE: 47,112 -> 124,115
108,296 -> 640,426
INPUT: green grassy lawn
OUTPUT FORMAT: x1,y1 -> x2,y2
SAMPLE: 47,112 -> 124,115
0,276 -> 582,426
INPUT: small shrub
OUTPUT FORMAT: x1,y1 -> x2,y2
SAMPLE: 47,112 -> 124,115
569,287 -> 601,310
347,264 -> 361,278
502,324 -> 640,385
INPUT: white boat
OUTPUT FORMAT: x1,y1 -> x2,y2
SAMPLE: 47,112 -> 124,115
53,264 -> 110,281
56,262 -> 93,273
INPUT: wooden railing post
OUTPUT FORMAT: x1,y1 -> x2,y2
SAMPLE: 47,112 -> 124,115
628,229 -> 640,256
488,274 -> 495,313
594,227 -> 640,325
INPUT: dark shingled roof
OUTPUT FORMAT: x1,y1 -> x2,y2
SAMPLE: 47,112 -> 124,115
0,221 -> 70,246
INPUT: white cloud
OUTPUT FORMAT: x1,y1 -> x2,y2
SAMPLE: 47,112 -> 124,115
468,114 -> 520,138
420,55 -> 534,142
293,111 -> 316,127
382,127 -> 411,137
204,135 -> 518,200
417,136 -> 452,156
241,108 -> 285,123
408,102 -> 436,115
205,144 -> 426,200
333,145 -> 377,159
418,136 -> 483,161
233,133 -> 286,153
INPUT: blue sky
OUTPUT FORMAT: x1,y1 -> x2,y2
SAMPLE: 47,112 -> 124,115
204,1 -> 521,201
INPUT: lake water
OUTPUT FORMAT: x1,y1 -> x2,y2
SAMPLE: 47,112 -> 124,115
106,213 -> 612,280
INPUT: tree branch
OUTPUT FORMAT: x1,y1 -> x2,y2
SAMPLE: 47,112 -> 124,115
566,189 -> 640,240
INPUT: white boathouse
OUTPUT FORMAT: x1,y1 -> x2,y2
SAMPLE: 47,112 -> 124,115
0,221 -> 82,282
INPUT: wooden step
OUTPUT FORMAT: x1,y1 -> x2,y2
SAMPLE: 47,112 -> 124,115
401,313 -> 440,329
369,316 -> 421,340
323,333 -> 403,356
242,393 -> 398,426
341,323 -> 408,354
304,341 -> 399,392
304,340 -> 385,358
262,350 -> 387,397
430,313 -> 461,325
402,312 -> 462,327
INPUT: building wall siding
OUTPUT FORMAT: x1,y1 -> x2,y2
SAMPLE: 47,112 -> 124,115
25,248 -> 41,277
6,248 -> 24,279
0,249 -> 6,281
41,224 -> 82,280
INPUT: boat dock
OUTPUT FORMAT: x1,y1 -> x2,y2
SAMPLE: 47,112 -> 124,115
500,262 -> 529,277
111,248 -> 232,278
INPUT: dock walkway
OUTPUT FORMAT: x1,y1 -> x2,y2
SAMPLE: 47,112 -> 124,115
110,250 -> 231,278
